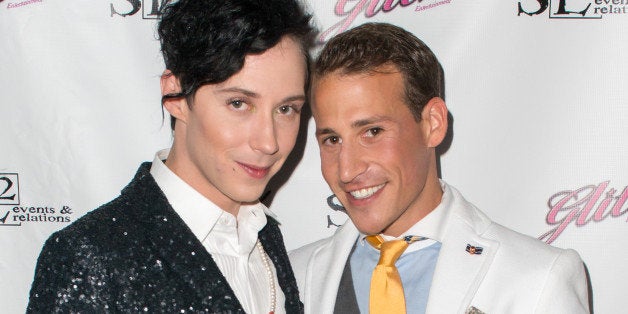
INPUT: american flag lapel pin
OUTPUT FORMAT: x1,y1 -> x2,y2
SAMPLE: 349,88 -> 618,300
466,244 -> 483,255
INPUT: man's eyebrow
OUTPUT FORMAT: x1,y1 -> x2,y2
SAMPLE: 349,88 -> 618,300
315,127 -> 335,137
216,87 -> 259,98
216,87 -> 305,103
316,116 -> 392,136
283,95 -> 307,103
351,116 -> 392,128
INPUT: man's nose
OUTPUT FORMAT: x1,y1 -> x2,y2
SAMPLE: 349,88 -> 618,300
338,141 -> 367,184
250,113 -> 279,155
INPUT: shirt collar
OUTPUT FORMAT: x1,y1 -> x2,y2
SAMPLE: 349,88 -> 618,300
358,180 -> 452,248
402,180 -> 452,242
149,149 -> 277,249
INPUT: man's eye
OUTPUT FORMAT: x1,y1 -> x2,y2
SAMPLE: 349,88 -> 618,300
365,127 -> 383,137
277,104 -> 303,116
323,136 -> 341,145
229,99 -> 248,110
278,105 -> 295,115
279,106 -> 291,114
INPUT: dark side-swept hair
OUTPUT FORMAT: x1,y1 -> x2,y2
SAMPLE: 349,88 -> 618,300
158,0 -> 314,129
314,22 -> 443,121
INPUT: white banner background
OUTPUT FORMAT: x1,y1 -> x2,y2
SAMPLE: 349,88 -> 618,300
1,1 -> 626,313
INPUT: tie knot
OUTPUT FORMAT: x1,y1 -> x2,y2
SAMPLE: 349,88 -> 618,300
365,235 -> 409,266
378,240 -> 408,266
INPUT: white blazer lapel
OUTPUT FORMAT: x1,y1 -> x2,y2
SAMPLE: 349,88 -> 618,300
304,221 -> 359,314
426,186 -> 499,313
426,224 -> 497,313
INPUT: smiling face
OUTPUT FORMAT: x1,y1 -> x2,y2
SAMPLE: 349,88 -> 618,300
312,66 -> 447,236
162,36 -> 307,215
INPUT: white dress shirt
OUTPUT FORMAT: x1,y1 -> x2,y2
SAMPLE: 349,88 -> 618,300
150,149 -> 285,314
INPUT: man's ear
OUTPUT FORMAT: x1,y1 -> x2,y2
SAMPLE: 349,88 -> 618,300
421,97 -> 448,148
160,70 -> 188,124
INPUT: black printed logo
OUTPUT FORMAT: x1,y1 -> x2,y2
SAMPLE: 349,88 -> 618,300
0,174 -> 21,226
518,0 -> 628,19
0,173 -> 73,228
110,0 -> 171,19
0,174 -> 19,205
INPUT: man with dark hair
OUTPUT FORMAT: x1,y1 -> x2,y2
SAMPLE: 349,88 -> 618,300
27,0 -> 312,312
290,23 -> 589,314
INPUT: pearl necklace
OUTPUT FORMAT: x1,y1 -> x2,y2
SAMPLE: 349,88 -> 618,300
256,240 -> 276,314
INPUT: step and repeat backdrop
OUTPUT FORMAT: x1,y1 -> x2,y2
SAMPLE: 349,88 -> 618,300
1,0 -> 626,313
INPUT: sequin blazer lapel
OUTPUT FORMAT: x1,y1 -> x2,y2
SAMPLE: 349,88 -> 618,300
27,163 -> 303,313
127,164 -> 245,312
129,162 -> 303,313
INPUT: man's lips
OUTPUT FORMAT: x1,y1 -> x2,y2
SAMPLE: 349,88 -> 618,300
347,183 -> 385,200
238,162 -> 272,179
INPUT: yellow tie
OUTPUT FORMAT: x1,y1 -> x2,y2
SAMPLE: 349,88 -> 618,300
366,235 -> 409,314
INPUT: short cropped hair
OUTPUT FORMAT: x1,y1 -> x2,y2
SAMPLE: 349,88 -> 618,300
158,0 -> 314,129
314,23 -> 443,121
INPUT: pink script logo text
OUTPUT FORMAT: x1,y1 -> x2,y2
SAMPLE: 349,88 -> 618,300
320,0 -> 434,43
539,181 -> 628,244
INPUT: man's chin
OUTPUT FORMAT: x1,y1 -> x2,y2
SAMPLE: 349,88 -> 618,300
228,188 -> 267,205
241,192 -> 267,203
349,215 -> 386,236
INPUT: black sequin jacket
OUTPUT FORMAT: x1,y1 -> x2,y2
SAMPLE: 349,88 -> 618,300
27,163 -> 303,313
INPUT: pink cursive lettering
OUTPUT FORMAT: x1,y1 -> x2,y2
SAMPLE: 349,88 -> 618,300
539,181 -> 628,244
319,0 -> 419,43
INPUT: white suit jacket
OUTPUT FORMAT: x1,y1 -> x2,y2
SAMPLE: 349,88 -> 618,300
289,183 -> 589,314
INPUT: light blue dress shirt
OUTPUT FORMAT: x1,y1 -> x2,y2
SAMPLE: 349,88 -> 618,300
350,239 -> 441,314
348,183 -> 450,314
